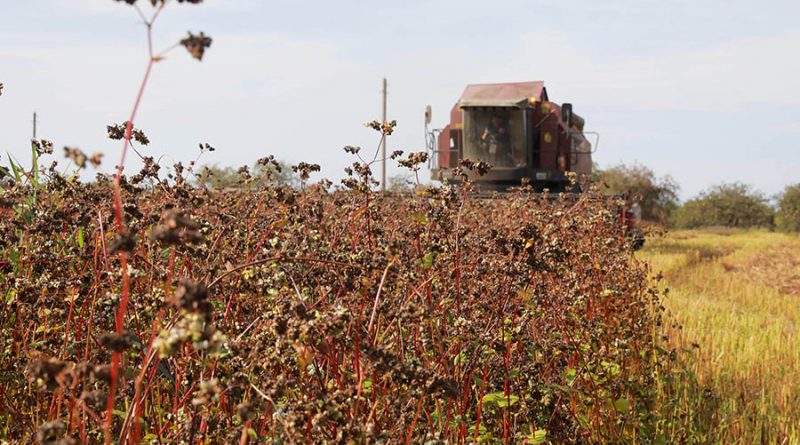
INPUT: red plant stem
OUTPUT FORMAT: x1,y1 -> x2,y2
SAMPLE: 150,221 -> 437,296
405,389 -> 426,445
61,287 -> 78,359
106,14 -> 159,444
126,311 -> 167,443
367,261 -> 392,337
473,367 -> 488,444
353,329 -> 361,410
364,191 -> 373,250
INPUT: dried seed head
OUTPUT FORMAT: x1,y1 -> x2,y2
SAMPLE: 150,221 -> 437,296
79,390 -> 107,410
192,378 -> 221,406
426,376 -> 459,399
98,331 -> 133,352
151,209 -> 204,245
365,119 -> 397,135
458,158 -> 492,176
63,146 -> 88,169
35,420 -> 75,445
32,139 -> 54,155
108,231 -> 137,254
236,402 -> 257,421
89,152 -> 104,168
28,357 -> 69,389
169,280 -> 211,316
180,31 -> 213,61
107,122 -> 149,145
106,123 -> 126,140
162,209 -> 200,230
291,162 -> 320,182
398,152 -> 429,171
92,364 -> 113,383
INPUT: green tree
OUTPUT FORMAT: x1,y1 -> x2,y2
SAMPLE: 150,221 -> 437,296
387,173 -> 415,192
597,163 -> 679,224
194,161 -> 297,189
776,183 -> 800,232
672,183 -> 775,229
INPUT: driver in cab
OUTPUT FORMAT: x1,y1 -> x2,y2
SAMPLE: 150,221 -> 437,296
481,115 -> 510,165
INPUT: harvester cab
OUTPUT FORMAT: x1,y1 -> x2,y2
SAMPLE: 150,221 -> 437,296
424,81 -> 643,249
425,81 -> 597,192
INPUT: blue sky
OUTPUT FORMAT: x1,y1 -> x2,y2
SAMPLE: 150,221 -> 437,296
1,0 -> 798,200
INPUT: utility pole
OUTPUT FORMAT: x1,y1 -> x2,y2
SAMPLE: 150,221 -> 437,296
32,112 -> 38,139
380,78 -> 387,192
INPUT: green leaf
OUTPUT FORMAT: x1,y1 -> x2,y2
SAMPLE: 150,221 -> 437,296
498,394 -> 518,408
480,392 -> 501,404
564,367 -> 577,385
7,154 -> 21,182
525,429 -> 547,444
77,227 -> 85,248
467,424 -> 491,441
422,251 -> 436,269
30,141 -> 40,187
157,361 -> 176,386
545,383 -> 577,394
361,378 -> 373,394
614,398 -> 630,413
601,360 -> 621,377
481,392 -> 519,408
142,434 -> 158,443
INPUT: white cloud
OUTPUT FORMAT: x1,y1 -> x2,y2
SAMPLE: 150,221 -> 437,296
499,31 -> 800,111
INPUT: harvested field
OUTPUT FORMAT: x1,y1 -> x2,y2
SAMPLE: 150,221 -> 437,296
641,230 -> 800,444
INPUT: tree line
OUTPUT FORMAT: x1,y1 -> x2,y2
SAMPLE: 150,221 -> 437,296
597,163 -> 800,232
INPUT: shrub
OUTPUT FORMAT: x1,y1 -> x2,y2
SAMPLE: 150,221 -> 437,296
776,183 -> 800,232
672,183 -> 775,229
597,162 -> 679,225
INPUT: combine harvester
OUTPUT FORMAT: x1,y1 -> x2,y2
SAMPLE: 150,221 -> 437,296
425,81 -> 596,192
424,81 -> 642,246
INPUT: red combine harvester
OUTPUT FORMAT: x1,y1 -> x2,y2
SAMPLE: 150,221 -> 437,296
424,81 -> 643,248
425,81 -> 596,192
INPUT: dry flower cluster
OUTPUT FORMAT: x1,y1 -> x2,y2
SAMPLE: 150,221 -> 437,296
0,157 -> 672,443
